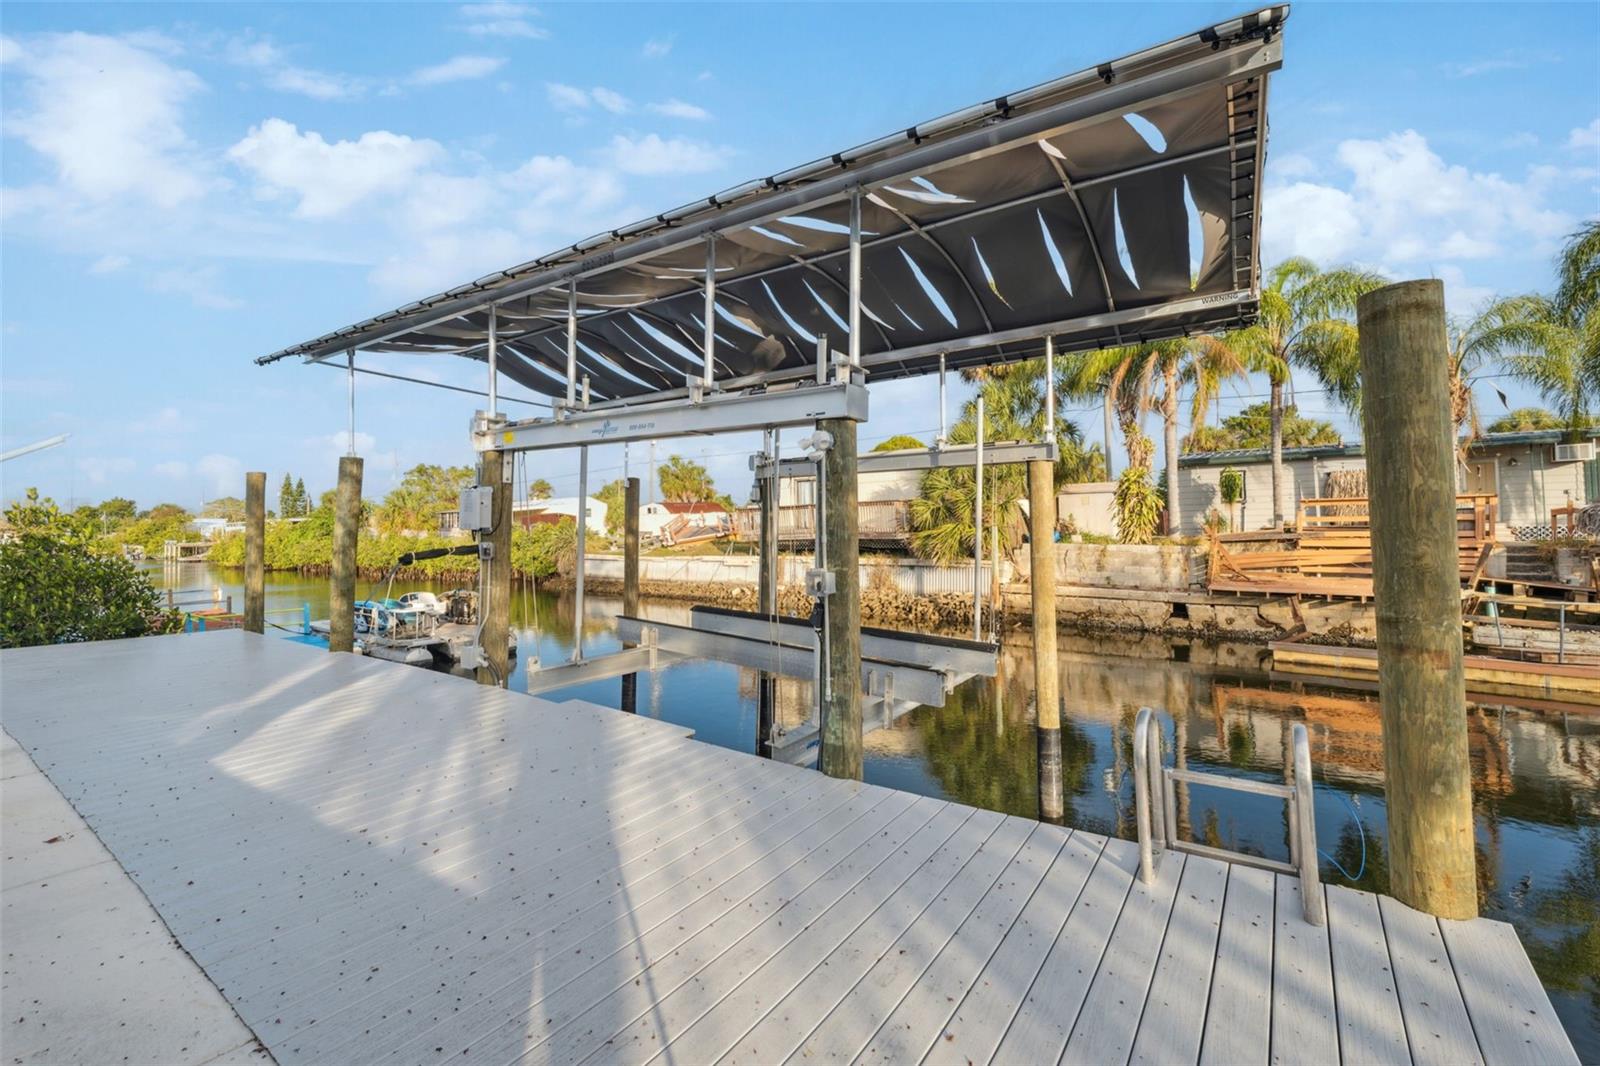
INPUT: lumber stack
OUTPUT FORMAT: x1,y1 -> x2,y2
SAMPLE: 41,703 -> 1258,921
1208,494 -> 1497,597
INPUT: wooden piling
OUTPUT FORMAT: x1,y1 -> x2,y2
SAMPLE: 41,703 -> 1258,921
1357,278 -> 1477,919
477,449 -> 512,687
243,471 -> 265,635
756,456 -> 777,756
620,476 -> 640,714
1028,459 -> 1063,823
329,455 -> 363,654
818,418 -> 862,780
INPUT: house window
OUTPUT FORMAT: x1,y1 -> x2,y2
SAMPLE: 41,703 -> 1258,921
794,477 -> 816,506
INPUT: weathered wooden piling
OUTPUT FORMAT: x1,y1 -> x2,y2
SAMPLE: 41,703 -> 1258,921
243,471 -> 265,635
328,455 -> 363,654
1028,459 -> 1063,823
818,418 -> 862,780
477,449 -> 512,687
620,476 -> 640,714
1357,278 -> 1477,919
756,449 -> 778,756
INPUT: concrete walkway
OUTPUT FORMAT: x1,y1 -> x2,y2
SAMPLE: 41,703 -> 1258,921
2,731 -> 268,1065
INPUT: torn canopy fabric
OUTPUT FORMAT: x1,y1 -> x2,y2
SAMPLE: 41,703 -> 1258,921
258,7 -> 1286,404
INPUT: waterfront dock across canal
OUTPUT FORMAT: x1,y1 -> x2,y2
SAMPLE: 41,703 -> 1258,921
0,631 -> 1577,1065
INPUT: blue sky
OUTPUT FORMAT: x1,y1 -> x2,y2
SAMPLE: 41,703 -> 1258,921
2,1 -> 1597,510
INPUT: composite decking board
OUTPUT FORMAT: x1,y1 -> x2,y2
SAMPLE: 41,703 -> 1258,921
615,803 -> 975,1065
1269,876 -> 1338,1066
404,785 -> 915,1066
855,823 -> 1072,1066
257,757 -> 851,1040
1377,895 -> 1484,1066
1440,914 -> 1581,1066
646,807 -> 1002,1066
776,817 -> 1039,1066
1057,847 -> 1188,1066
140,728 -> 700,931
922,829 -> 1107,1066
305,765 -> 883,1056
0,633 -> 1576,1066
217,751 -> 819,1016
1326,883 -> 1412,1065
179,735 -> 769,962
1199,863 -> 1277,1065
950,832 -> 1120,1066
1129,852 -> 1230,1066
509,793 -> 935,1066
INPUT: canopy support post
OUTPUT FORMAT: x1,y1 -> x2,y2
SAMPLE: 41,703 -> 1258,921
704,234 -> 717,388
477,448 -> 511,686
848,188 -> 862,367
346,350 -> 356,455
756,429 -> 778,757
974,392 -> 985,641
1044,335 -> 1056,444
565,281 -> 578,408
244,471 -> 265,635
329,455 -> 363,654
487,304 -> 498,416
620,475 -> 641,713
1030,458 -> 1062,822
938,354 -> 947,447
572,444 -> 589,663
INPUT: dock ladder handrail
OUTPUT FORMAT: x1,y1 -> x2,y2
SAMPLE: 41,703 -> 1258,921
1133,706 -> 1324,925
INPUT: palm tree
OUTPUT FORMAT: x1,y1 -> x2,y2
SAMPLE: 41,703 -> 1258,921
908,359 -> 1102,563
1479,222 -> 1600,434
1060,337 -> 1248,536
1058,342 -> 1168,541
1216,259 -> 1385,526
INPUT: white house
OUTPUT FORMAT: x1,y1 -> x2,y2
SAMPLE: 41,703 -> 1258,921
1177,428 -> 1600,537
515,495 -> 607,528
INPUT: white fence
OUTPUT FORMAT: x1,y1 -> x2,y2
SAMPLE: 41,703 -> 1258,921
583,553 -> 1008,596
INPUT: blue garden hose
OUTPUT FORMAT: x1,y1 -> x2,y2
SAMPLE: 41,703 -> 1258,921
1317,787 -> 1368,882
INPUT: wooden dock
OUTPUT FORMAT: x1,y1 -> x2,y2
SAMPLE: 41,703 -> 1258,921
0,632 -> 1578,1065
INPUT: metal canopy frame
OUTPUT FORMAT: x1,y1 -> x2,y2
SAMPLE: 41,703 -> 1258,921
258,8 -> 1285,419
776,439 -> 1059,477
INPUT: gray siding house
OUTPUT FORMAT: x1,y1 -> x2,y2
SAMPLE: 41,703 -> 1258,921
1177,428 -> 1600,537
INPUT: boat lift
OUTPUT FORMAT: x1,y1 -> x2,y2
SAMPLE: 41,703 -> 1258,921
257,9 -> 1285,774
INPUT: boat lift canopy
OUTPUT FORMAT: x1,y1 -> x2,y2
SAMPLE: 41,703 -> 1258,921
257,9 -> 1284,411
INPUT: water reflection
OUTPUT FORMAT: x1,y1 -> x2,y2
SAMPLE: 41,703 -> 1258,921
155,564 -> 1600,1057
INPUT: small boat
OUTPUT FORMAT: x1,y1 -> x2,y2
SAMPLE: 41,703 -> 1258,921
309,594 -> 516,668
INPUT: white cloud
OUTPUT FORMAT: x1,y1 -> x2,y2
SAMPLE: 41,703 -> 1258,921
642,37 -> 673,59
90,254 -> 130,274
195,453 -> 244,497
649,98 -> 711,121
2,32 -> 205,207
153,460 -> 190,479
320,431 -> 377,457
224,35 -> 365,100
1569,118 -> 1600,152
76,456 -> 135,486
227,118 -> 443,218
605,133 -> 731,176
131,406 -> 186,434
590,87 -> 630,115
545,83 -> 629,114
1442,56 -> 1528,79
1263,130 -> 1573,267
409,54 -> 505,86
546,82 -> 590,111
461,3 -> 547,39
150,265 -> 242,310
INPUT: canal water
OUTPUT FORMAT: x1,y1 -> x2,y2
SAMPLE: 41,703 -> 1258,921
157,563 -> 1600,1057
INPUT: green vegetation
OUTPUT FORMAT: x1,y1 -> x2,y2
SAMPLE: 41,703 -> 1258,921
202,496 -> 245,522
207,500 -> 574,579
1113,465 -> 1162,544
872,434 -> 926,452
657,455 -> 716,502
909,359 -> 1105,563
594,478 -> 628,535
1183,402 -> 1341,453
1,490 -> 180,648
1486,407 -> 1572,433
278,474 -> 310,517
1476,221 -> 1600,434
375,463 -> 475,533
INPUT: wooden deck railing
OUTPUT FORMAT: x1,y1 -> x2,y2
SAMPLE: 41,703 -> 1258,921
733,499 -> 911,542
